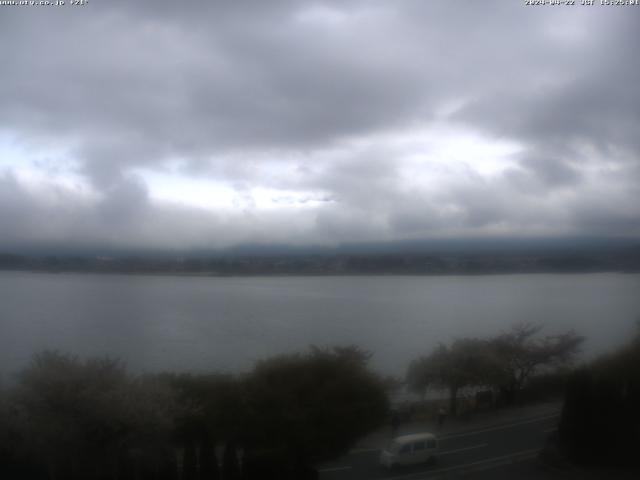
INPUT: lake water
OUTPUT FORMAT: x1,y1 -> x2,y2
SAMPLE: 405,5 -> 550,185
1,271 -> 639,378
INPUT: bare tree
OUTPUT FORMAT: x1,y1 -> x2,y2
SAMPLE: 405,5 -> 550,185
407,339 -> 494,416
489,322 -> 584,404
408,324 -> 584,413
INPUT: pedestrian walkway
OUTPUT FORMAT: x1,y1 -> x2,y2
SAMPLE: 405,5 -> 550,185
351,400 -> 562,453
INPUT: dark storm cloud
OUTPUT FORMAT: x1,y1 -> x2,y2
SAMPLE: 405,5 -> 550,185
0,0 -> 638,249
0,0 -> 430,159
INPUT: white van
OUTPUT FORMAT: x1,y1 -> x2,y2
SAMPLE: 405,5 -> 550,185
379,432 -> 438,469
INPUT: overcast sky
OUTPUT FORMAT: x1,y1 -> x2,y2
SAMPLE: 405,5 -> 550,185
1,0 -> 638,252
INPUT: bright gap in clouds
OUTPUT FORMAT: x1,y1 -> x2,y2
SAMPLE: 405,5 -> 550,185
135,169 -> 237,210
137,168 -> 334,211
399,125 -> 523,180
341,122 -> 524,191
0,133 -> 91,200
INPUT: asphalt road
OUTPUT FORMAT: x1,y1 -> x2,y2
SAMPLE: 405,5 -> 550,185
318,412 -> 560,480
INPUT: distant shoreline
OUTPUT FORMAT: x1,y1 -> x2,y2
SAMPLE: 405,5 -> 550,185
1,267 -> 638,278
2,246 -> 639,278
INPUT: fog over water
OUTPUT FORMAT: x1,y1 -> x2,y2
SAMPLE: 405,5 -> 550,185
1,271 -> 638,378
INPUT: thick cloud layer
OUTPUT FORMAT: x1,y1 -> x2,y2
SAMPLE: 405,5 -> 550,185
0,0 -> 638,251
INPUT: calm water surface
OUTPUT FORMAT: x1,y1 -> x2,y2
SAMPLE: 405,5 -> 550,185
1,271 -> 639,377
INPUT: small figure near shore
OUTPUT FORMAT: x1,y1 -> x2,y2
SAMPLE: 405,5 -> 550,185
437,406 -> 447,429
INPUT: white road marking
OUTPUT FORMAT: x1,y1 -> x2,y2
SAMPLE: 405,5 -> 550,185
441,413 -> 559,440
318,465 -> 352,473
386,448 -> 539,480
439,443 -> 487,456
